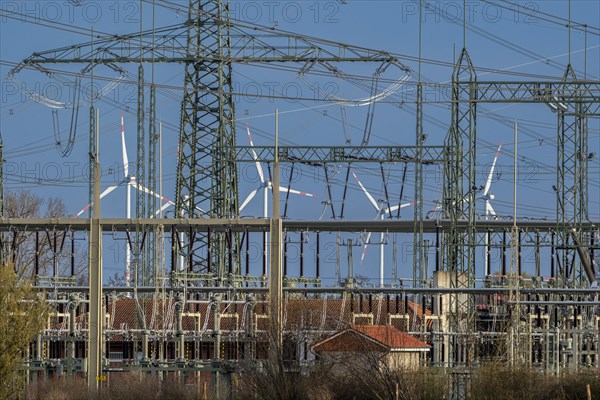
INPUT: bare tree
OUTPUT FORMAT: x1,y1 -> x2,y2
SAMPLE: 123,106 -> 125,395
2,191 -> 86,280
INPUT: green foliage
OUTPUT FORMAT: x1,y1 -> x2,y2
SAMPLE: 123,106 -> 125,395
0,265 -> 50,400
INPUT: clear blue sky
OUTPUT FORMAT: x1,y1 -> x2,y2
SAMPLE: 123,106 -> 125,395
0,1 -> 598,284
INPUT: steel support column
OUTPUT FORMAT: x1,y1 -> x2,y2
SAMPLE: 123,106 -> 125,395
135,64 -> 146,285
413,83 -> 425,288
147,84 -> 158,283
444,47 -> 477,368
556,65 -> 590,287
175,0 -> 238,282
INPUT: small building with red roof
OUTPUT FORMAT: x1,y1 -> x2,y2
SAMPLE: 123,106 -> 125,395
312,324 -> 430,371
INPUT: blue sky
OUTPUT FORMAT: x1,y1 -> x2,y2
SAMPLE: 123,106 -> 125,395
0,1 -> 598,284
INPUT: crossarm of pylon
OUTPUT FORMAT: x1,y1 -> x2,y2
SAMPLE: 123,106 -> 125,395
18,21 -> 403,65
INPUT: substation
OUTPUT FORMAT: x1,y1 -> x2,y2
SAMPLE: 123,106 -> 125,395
0,1 -> 599,399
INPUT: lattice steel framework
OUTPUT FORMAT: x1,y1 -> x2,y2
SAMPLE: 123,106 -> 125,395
443,47 -> 477,367
413,83 -> 425,288
10,1 -> 599,301
174,0 -> 238,280
13,1 -> 406,283
135,64 -> 146,285
25,6 -> 413,286
556,65 -> 590,286
147,84 -> 158,283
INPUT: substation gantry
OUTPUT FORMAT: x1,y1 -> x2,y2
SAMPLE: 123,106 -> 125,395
2,0 -> 600,396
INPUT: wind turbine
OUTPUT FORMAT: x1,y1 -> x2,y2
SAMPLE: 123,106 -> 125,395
482,144 -> 501,277
428,144 -> 502,220
239,124 -> 316,217
238,124 -> 316,278
352,170 -> 414,287
481,144 -> 502,220
74,112 -> 175,286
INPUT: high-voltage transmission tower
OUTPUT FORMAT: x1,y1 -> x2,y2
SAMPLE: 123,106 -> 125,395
440,45 -> 600,380
556,64 -> 591,287
443,46 -> 478,377
12,0 -> 410,284
175,0 -> 238,283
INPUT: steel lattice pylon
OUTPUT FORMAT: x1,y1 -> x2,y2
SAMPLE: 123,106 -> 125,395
443,47 -> 477,368
413,83 -> 425,288
147,84 -> 158,284
556,65 -> 590,287
174,0 -> 239,280
135,64 -> 146,285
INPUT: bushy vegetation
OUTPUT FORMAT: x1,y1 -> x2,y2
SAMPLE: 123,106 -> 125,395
22,365 -> 600,400
0,265 -> 50,399
470,365 -> 600,400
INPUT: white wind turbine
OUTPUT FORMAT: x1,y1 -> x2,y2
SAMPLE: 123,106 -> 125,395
239,124 -> 316,277
428,144 -> 502,219
352,170 -> 414,287
239,124 -> 316,217
481,145 -> 501,277
74,112 -> 175,285
481,144 -> 502,220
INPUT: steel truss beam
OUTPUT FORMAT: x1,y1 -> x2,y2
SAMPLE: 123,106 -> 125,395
17,24 -> 400,65
466,81 -> 600,114
31,285 -> 600,295
233,145 -> 445,164
1,218 -> 596,233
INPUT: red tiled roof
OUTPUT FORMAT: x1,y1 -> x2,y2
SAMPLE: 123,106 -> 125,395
352,325 -> 430,349
313,324 -> 430,353
56,297 -> 432,337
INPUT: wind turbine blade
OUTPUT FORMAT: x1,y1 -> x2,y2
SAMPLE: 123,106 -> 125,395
133,182 -> 175,206
351,169 -> 379,210
121,112 -> 129,178
386,201 -> 415,214
318,203 -> 328,221
278,187 -> 316,198
73,184 -> 120,217
483,144 -> 502,196
154,201 -> 172,217
239,188 -> 259,212
74,206 -> 91,218
99,184 -> 121,199
360,211 -> 381,264
486,201 -> 497,217
360,231 -> 373,265
247,124 -> 265,183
